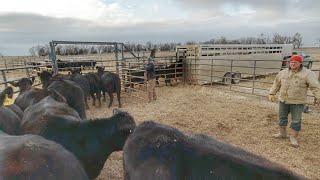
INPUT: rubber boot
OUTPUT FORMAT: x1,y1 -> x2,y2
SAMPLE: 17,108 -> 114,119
273,126 -> 288,139
290,130 -> 299,148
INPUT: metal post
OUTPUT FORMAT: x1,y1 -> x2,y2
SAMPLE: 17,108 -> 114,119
210,58 -> 213,86
49,42 -> 58,75
128,62 -> 131,94
4,58 -> 8,72
115,43 -> 119,74
24,60 -> 30,78
1,70 -> 8,87
229,60 -> 233,90
252,60 -> 257,94
121,43 -> 124,61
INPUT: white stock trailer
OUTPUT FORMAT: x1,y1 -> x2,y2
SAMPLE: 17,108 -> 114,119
176,44 -> 293,84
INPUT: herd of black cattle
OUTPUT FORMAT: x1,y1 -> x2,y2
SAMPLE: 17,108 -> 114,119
0,65 -> 307,179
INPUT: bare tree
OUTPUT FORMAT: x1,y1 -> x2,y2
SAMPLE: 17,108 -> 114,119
55,45 -> 62,55
216,36 -> 228,44
186,41 -> 196,45
29,47 -> 37,56
203,39 -> 215,44
257,33 -> 267,44
146,41 -> 153,50
35,45 -> 49,56
292,32 -> 302,48
316,38 -> 320,47
96,45 -> 104,54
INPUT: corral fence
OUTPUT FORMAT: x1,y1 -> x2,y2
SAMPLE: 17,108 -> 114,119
183,56 -> 320,105
0,56 -> 49,94
0,41 -> 181,102
1,42 -> 319,104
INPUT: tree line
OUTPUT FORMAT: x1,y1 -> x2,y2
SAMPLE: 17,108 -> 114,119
28,32 -> 303,56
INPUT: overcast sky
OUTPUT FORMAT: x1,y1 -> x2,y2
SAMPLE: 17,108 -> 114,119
0,0 -> 319,55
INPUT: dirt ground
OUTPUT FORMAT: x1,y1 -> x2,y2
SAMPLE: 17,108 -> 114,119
86,84 -> 320,180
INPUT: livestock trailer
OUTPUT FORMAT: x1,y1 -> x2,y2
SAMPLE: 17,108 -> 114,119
177,44 -> 293,84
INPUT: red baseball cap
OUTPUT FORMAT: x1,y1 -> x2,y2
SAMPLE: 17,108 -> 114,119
290,55 -> 303,63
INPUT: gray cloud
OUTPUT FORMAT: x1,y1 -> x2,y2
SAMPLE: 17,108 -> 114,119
173,0 -> 320,22
0,10 -> 319,55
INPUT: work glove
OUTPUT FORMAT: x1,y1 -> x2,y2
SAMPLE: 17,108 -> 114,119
268,94 -> 276,102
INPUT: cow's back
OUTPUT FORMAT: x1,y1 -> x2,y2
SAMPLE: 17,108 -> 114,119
123,121 -> 184,180
124,121 -> 307,180
21,96 -> 82,135
48,79 -> 86,119
0,106 -> 21,135
0,131 -> 89,180
14,88 -> 48,111
85,73 -> 101,92
70,74 -> 90,97
101,72 -> 121,93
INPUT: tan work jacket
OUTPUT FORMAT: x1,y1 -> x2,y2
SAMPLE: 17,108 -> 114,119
269,67 -> 320,104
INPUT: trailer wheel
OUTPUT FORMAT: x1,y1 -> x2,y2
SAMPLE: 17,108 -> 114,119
223,72 -> 232,84
232,73 -> 241,84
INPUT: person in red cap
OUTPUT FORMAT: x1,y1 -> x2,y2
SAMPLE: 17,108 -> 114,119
269,55 -> 320,148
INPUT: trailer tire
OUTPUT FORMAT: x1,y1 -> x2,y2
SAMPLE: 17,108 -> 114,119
223,72 -> 232,84
232,73 -> 241,84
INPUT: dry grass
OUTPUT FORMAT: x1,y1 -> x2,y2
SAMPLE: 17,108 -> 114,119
87,84 -> 320,180
3,48 -> 320,179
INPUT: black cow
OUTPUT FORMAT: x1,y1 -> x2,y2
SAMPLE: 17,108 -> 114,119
125,69 -> 145,90
37,70 -> 54,89
0,86 -> 14,106
9,77 -> 35,94
37,70 -> 87,119
0,87 -> 21,135
123,121 -> 306,180
0,86 -> 23,119
14,88 -> 49,111
125,64 -> 164,90
0,131 -> 89,180
37,70 -> 70,89
6,104 -> 24,119
97,66 -> 121,108
161,60 -> 183,86
21,96 -> 136,179
84,72 -> 102,107
69,69 -> 90,109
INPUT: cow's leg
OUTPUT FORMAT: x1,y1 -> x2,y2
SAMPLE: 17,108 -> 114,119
91,92 -> 96,106
156,76 -> 160,86
103,91 -> 106,102
97,91 -> 102,107
117,90 -> 121,108
108,92 -> 113,108
165,78 -> 169,86
85,96 -> 89,109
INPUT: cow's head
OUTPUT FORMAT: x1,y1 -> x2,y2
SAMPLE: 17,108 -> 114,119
9,77 -> 34,93
37,70 -> 53,88
109,109 -> 136,150
96,66 -> 105,76
0,86 -> 14,106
